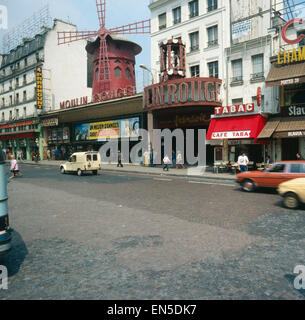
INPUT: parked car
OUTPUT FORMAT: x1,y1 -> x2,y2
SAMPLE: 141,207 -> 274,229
278,178 -> 305,209
60,152 -> 101,176
237,161 -> 305,192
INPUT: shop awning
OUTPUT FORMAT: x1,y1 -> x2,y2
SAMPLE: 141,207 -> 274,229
257,119 -> 280,139
206,114 -> 267,140
0,130 -> 35,141
272,117 -> 305,138
266,62 -> 305,87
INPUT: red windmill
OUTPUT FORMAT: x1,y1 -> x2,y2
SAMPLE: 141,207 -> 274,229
57,0 -> 150,102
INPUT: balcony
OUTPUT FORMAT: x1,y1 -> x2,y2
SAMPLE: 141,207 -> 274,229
250,72 -> 265,83
230,76 -> 243,86
207,39 -> 218,48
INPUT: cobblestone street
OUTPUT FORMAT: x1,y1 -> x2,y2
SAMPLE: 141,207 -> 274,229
0,164 -> 305,300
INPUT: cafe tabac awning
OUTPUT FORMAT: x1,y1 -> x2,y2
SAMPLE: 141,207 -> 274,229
266,62 -> 305,87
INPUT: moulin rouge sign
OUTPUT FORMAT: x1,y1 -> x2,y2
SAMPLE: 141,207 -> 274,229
60,86 -> 137,109
144,78 -> 222,111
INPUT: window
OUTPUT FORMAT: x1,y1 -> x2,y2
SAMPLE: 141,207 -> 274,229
93,154 -> 98,161
158,13 -> 166,30
1,112 -> 4,122
232,98 -> 243,105
23,107 -> 26,118
23,74 -> 27,85
9,95 -> 12,105
2,98 -> 4,107
208,61 -> 219,78
189,0 -> 199,18
126,68 -> 131,79
173,7 -> 181,24
114,67 -> 121,78
207,25 -> 218,47
9,110 -> 12,120
190,65 -> 200,77
268,164 -> 286,173
16,109 -> 19,120
207,0 -> 218,12
16,77 -> 19,87
24,58 -> 28,67
289,164 -> 305,173
189,31 -> 199,52
283,83 -> 305,106
71,155 -> 76,163
16,93 -> 19,104
86,155 -> 92,161
251,54 -> 264,80
9,80 -> 12,90
231,59 -> 243,82
23,90 -> 27,102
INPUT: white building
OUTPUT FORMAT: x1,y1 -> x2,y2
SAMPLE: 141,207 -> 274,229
0,19 -> 92,160
148,0 -> 281,164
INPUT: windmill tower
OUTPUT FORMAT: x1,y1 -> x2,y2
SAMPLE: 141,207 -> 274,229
57,0 -> 150,102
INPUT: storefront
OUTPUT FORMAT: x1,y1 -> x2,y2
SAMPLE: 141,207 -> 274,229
265,53 -> 305,161
40,93 -> 145,161
207,108 -> 268,164
0,119 -> 43,160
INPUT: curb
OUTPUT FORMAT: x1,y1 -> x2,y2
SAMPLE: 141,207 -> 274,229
13,161 -> 237,182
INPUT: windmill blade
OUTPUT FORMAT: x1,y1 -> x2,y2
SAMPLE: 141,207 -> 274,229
96,0 -> 106,28
110,19 -> 151,35
57,31 -> 98,45
97,36 -> 111,92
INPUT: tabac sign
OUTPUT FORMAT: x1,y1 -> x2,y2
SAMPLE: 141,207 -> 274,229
36,67 -> 43,110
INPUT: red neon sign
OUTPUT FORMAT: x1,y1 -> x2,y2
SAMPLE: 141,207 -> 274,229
282,18 -> 305,44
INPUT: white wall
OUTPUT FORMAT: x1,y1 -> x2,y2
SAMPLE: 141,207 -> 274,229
43,19 -> 92,110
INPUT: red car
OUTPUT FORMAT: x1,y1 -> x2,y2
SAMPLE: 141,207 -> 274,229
237,161 -> 305,192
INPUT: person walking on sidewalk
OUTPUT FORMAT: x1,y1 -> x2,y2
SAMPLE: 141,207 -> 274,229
176,151 -> 185,169
10,155 -> 23,179
163,154 -> 170,171
117,150 -> 123,168
237,152 -> 249,173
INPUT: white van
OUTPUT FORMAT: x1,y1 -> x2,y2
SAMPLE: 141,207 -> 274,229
60,152 -> 101,176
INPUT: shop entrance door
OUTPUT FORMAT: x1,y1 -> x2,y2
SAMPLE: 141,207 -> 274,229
282,138 -> 299,160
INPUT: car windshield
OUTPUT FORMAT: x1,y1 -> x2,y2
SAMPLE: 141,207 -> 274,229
267,163 -> 286,173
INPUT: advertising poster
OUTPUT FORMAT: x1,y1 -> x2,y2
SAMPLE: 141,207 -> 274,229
91,121 -> 120,141
52,129 -> 57,142
120,117 -> 140,138
63,127 -> 70,141
232,19 -> 251,40
75,123 -> 90,141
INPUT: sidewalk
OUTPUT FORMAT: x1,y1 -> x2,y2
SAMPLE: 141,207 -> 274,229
13,160 -> 237,181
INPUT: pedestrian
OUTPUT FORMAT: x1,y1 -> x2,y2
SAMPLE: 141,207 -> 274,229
35,151 -> 40,163
237,152 -> 249,173
117,150 -> 123,167
172,150 -> 176,168
176,151 -> 185,169
47,149 -> 51,161
55,147 -> 60,160
163,154 -> 170,171
296,152 -> 304,160
10,155 -> 23,179
17,150 -> 22,161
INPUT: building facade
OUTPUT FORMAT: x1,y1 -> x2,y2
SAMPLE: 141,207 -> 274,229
0,19 -> 91,160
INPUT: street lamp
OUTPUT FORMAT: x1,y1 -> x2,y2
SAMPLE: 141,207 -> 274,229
0,146 -> 12,255
139,64 -> 155,85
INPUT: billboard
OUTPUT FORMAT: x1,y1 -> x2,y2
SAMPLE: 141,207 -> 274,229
232,19 -> 251,41
74,117 -> 140,142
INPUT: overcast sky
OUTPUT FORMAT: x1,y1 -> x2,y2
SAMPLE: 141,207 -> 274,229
0,0 -> 152,89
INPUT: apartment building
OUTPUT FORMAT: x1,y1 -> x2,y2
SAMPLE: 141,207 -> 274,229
0,19 -> 92,160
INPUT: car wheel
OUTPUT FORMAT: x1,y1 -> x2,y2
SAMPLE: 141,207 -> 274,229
77,169 -> 83,176
284,192 -> 300,209
60,167 -> 65,174
242,179 -> 256,192
92,170 -> 98,175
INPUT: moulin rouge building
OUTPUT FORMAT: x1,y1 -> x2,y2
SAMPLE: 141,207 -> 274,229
144,39 -> 222,164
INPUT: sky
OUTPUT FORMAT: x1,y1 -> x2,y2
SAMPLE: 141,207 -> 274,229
0,0 -> 152,90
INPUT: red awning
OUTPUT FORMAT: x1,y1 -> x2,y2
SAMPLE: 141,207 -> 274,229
206,114 -> 267,140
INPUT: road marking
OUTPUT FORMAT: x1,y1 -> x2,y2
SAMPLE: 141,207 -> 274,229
188,181 -> 234,187
154,178 -> 173,182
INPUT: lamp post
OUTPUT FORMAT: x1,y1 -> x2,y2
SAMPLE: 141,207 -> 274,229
139,64 -> 155,85
0,146 -> 12,255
